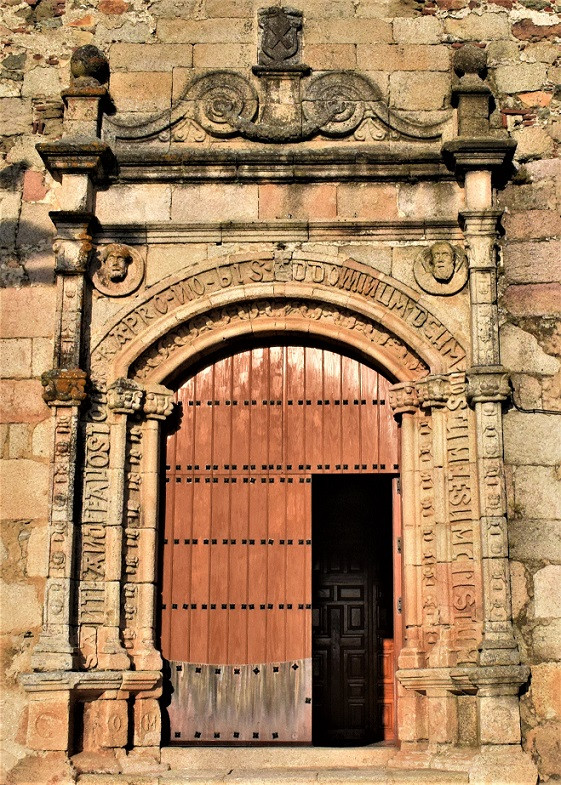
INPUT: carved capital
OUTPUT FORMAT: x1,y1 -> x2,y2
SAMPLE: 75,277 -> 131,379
416,375 -> 451,410
53,237 -> 93,275
389,382 -> 419,417
107,378 -> 143,415
41,368 -> 87,407
466,366 -> 510,407
143,384 -> 174,420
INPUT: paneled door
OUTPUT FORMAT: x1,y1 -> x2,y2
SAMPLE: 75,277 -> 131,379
161,344 -> 399,745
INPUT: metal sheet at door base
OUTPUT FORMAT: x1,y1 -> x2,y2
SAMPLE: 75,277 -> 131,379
168,659 -> 312,744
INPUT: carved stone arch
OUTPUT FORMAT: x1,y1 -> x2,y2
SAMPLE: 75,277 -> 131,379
89,253 -> 468,388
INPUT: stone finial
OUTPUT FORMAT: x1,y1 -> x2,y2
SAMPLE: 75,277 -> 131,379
70,45 -> 109,87
453,45 -> 487,80
41,368 -> 87,406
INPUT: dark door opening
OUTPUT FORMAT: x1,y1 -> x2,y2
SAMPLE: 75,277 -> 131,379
312,474 -> 394,746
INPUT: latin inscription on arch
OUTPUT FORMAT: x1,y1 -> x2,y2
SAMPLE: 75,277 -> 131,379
91,258 -> 466,376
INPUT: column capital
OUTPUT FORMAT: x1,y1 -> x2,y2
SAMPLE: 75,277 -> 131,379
416,374 -> 451,410
466,366 -> 511,407
107,378 -> 144,415
389,381 -> 419,417
460,208 -> 504,236
143,384 -> 175,421
41,368 -> 88,407
36,140 -> 116,183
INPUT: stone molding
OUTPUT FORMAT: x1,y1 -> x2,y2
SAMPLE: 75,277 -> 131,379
41,368 -> 88,407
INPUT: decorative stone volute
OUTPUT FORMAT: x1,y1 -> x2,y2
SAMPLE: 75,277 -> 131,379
41,368 -> 87,407
389,382 -> 419,417
107,378 -> 144,414
143,384 -> 175,420
466,366 -> 511,406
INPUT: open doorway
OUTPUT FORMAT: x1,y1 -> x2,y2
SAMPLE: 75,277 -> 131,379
312,475 -> 394,745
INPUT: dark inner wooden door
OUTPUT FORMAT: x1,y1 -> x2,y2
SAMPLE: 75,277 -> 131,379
312,475 -> 393,745
161,343 -> 399,745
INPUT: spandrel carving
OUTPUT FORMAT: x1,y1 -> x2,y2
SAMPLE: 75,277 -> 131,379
414,242 -> 468,296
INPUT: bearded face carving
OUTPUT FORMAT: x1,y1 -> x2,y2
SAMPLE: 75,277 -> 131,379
414,242 -> 468,296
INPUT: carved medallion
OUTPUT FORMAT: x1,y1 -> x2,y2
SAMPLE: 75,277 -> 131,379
414,242 -> 468,296
90,243 -> 144,297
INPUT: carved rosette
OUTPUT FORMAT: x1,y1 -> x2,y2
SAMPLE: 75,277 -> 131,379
107,378 -> 143,415
466,367 -> 511,407
388,382 -> 419,417
144,384 -> 175,420
41,368 -> 87,407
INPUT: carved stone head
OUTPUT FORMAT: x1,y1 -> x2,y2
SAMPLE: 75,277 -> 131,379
414,242 -> 468,296
91,243 -> 145,297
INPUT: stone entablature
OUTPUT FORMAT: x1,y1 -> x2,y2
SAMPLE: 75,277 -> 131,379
18,27 -> 538,785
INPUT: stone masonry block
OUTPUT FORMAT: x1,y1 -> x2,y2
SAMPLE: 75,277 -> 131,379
444,13 -> 511,42
502,284 -> 561,318
504,210 -> 561,240
504,412 -> 561,465
0,339 -> 32,379
109,72 -> 172,113
31,337 -> 53,377
110,43 -> 193,71
534,566 -> 561,619
204,0 -> 254,16
0,459 -> 49,519
259,184 -> 337,221
157,18 -> 254,44
514,465 -> 561,520
337,183 -> 398,220
509,520 -> 561,563
193,43 -> 255,68
528,663 -> 561,721
0,380 -> 50,424
0,288 -> 55,339
0,98 -> 32,137
357,44 -> 450,72
533,619 -> 561,662
390,72 -> 449,110
500,323 -> 559,374
397,181 -> 464,219
494,63 -> 548,94
295,0 -> 357,17
393,16 -> 442,44
0,580 -> 42,634
514,126 -> 556,163
305,18 -> 393,44
22,67 -> 61,99
171,184 -> 259,223
303,44 -> 357,70
96,184 -> 172,224
504,241 -> 561,285
27,692 -> 71,751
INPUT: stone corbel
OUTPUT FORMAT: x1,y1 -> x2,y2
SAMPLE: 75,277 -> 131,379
466,366 -> 511,407
41,368 -> 88,407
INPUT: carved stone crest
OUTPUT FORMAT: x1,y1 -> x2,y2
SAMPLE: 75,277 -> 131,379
258,7 -> 303,68
414,242 -> 468,296
91,244 -> 144,297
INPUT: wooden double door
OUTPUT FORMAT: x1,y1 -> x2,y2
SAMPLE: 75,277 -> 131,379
161,343 -> 399,745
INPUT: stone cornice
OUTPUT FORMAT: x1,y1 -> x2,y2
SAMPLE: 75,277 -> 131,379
36,140 -> 116,181
442,137 -> 517,182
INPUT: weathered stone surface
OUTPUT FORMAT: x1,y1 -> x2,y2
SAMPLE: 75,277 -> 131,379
503,209 -> 561,240
193,43 -> 254,68
505,412 -> 561,465
303,44 -> 356,70
0,380 -> 50,424
503,241 -> 561,284
337,183 -> 398,220
533,620 -> 561,662
502,284 -> 561,317
0,339 -> 33,379
171,184 -> 259,223
514,466 -> 561,520
494,63 -> 548,94
96,184 -> 172,224
0,459 -> 49,519
528,664 -> 561,721
513,126 -> 556,162
305,17 -> 393,44
0,581 -> 42,633
510,561 -> 529,618
444,13 -> 511,41
110,43 -> 193,71
397,182 -> 464,219
157,18 -> 254,44
510,520 -> 561,563
389,72 -> 449,110
534,566 -> 561,619
259,184 -> 337,221
110,71 -> 173,113
393,16 -> 442,44
357,44 -> 450,71
501,324 -> 560,375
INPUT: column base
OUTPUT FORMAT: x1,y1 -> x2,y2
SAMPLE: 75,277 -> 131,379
468,745 -> 538,785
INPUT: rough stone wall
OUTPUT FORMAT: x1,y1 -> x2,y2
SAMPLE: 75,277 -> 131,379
0,0 -> 560,781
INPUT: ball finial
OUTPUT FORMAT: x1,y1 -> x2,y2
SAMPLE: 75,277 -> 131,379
70,45 -> 110,86
453,45 -> 487,79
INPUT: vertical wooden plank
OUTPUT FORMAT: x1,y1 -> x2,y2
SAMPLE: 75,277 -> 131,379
161,423 -> 176,662
360,364 -> 379,472
378,374 -> 399,472
341,354 -> 361,472
189,364 -> 213,665
305,347 -> 323,472
228,350 -> 251,664
248,347 -> 268,664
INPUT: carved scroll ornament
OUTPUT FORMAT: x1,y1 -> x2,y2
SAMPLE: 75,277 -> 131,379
106,70 -> 448,145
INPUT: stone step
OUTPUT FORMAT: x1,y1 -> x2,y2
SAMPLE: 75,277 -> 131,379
161,745 -> 396,771
79,767 -> 469,785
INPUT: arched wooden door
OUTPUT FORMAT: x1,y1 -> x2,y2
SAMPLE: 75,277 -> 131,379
161,344 -> 400,745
